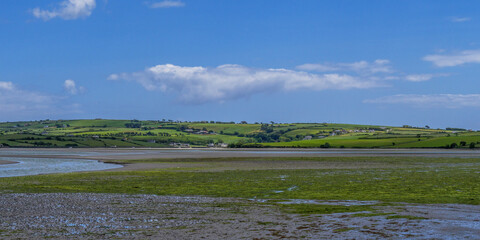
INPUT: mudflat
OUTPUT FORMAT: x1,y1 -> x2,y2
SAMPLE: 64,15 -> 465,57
1,193 -> 479,239
1,147 -> 480,160
1,148 -> 479,172
0,160 -> 17,165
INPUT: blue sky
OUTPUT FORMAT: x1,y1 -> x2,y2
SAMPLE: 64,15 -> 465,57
1,0 -> 480,129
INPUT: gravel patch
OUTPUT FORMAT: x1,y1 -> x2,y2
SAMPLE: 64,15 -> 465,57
1,193 -> 479,239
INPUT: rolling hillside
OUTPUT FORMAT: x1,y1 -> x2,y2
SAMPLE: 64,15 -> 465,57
0,119 -> 478,149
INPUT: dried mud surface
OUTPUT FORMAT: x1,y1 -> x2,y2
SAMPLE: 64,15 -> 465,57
1,193 -> 479,239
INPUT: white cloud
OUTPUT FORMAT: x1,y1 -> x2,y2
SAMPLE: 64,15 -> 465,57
32,0 -> 96,21
450,17 -> 471,23
63,79 -> 85,95
0,81 -> 58,112
404,73 -> 449,82
423,49 -> 480,67
0,81 -> 14,91
109,64 -> 381,103
149,0 -> 185,8
297,59 -> 393,74
364,94 -> 480,108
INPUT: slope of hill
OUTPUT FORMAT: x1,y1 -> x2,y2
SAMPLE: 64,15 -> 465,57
0,119 -> 478,149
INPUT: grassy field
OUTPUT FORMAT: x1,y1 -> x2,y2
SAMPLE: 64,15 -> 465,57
1,157 -> 479,205
0,119 -> 478,148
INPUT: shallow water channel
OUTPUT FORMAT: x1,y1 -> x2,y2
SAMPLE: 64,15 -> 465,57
0,157 -> 122,178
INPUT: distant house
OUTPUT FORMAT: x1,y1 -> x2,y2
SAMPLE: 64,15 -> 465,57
195,130 -> 209,135
147,139 -> 156,143
185,129 -> 194,133
219,143 -> 228,148
169,143 -> 191,148
303,136 -> 313,140
207,143 -> 215,148
41,131 -> 48,135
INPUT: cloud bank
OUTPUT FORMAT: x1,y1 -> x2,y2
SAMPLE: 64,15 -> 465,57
364,94 -> 480,108
32,0 -> 96,20
423,49 -> 480,67
109,64 -> 380,103
149,1 -> 185,8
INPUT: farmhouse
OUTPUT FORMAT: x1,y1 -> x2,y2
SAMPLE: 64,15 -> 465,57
207,143 -> 229,148
169,143 -> 191,148
219,143 -> 228,148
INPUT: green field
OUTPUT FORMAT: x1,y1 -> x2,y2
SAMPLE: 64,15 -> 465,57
0,119 -> 478,148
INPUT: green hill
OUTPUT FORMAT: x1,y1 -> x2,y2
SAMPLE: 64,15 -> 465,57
0,119 -> 477,149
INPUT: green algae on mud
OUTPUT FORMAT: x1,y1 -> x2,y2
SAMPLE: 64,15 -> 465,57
0,157 -> 479,205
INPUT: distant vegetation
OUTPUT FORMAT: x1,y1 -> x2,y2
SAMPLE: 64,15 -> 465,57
0,119 -> 478,149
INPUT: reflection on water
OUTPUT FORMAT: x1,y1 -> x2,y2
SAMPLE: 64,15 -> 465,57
0,157 -> 122,178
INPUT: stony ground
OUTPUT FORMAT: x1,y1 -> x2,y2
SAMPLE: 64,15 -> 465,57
1,193 -> 480,239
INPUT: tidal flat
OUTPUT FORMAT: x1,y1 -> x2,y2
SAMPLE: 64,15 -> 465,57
0,149 -> 479,239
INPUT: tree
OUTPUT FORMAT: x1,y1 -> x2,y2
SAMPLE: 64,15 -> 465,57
469,142 -> 476,149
